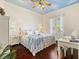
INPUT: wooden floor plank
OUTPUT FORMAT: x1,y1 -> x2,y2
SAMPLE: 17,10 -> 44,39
11,44 -> 60,59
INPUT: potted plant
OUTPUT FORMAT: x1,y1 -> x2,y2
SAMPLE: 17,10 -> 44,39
0,7 -> 5,16
0,44 -> 16,59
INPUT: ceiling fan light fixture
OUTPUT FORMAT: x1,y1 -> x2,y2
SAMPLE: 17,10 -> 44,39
31,0 -> 51,10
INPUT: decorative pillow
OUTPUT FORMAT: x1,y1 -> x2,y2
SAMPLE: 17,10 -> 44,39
27,30 -> 34,35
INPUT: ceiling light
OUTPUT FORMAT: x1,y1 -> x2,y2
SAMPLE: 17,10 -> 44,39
31,0 -> 51,10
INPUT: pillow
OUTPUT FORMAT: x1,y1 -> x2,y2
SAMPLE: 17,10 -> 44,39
22,30 -> 43,36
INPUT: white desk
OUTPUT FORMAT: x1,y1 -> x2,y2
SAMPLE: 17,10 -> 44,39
57,39 -> 79,59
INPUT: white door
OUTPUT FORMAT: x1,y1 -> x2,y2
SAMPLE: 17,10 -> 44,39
0,16 -> 9,53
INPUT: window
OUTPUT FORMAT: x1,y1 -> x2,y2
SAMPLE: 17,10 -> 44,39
50,15 -> 64,39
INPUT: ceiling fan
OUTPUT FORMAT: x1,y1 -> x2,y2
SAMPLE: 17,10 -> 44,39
31,0 -> 51,10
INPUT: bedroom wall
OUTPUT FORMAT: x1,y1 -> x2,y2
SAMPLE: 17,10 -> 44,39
43,3 -> 79,35
0,0 -> 43,31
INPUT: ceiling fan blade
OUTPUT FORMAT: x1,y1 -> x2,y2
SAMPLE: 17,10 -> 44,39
31,0 -> 35,2
45,3 -> 51,6
40,0 -> 45,2
31,0 -> 40,2
34,2 -> 40,6
32,6 -> 36,8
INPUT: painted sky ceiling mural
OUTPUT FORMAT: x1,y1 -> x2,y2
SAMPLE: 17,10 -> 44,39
5,0 -> 79,14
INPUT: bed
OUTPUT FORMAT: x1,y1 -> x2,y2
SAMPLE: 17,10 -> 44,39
21,33 -> 56,56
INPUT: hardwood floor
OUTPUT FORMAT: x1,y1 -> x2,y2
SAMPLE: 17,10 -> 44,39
11,44 -> 59,59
